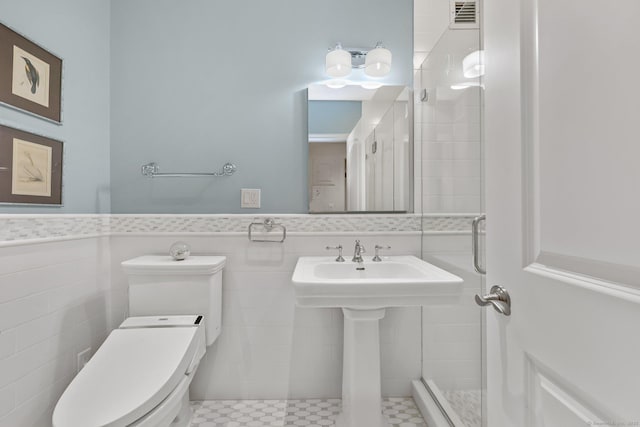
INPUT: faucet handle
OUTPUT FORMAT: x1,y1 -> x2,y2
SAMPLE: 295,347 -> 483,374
372,245 -> 391,262
326,245 -> 345,262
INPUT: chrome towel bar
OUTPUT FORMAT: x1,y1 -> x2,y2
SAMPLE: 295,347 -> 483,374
141,162 -> 237,178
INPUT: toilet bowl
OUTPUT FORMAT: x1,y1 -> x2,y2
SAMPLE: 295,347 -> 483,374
53,255 -> 225,427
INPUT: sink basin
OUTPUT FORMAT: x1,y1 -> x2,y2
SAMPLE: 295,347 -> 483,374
292,254 -> 464,427
292,255 -> 463,308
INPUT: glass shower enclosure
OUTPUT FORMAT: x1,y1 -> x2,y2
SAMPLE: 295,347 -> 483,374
417,23 -> 484,427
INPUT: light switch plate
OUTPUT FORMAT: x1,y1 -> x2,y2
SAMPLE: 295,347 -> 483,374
241,188 -> 261,208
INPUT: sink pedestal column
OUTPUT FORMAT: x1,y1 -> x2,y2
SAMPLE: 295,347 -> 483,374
335,308 -> 390,427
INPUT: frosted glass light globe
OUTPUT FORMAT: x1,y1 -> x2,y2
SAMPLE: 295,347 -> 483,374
364,45 -> 392,77
326,47 -> 352,78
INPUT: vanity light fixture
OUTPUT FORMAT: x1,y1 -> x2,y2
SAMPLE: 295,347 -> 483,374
325,41 -> 392,79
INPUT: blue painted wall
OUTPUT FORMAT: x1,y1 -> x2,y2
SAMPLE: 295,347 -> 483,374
309,101 -> 362,135
0,0 -> 111,213
110,0 -> 412,213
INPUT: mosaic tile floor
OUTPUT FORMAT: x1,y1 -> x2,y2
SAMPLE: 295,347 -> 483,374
190,397 -> 427,427
442,389 -> 482,427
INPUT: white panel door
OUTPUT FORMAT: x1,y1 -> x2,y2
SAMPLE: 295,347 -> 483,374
484,1 -> 640,426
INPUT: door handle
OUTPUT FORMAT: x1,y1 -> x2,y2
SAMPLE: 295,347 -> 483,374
472,215 -> 486,275
475,285 -> 511,316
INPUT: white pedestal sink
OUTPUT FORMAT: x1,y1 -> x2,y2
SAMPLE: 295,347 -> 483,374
292,255 -> 463,427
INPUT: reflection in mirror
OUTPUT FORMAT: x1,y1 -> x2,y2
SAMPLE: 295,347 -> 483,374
307,85 -> 412,213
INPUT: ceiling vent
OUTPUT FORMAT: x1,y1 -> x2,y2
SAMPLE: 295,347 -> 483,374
450,1 -> 479,29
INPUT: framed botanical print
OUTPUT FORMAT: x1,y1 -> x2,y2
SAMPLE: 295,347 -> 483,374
0,22 -> 63,123
0,124 -> 63,205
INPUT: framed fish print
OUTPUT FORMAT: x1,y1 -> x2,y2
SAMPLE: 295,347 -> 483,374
0,124 -> 63,206
0,23 -> 63,123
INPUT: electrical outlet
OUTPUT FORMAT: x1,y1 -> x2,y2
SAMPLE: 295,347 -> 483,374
77,348 -> 92,373
241,188 -> 261,208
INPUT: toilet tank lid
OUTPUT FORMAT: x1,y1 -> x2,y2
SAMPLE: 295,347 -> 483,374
121,255 -> 226,275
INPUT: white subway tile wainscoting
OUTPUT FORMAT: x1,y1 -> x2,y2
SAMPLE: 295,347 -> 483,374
0,237 -> 111,426
110,233 -> 423,400
0,214 -> 473,425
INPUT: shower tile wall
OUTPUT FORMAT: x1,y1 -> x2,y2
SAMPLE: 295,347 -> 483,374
414,0 -> 452,67
420,88 -> 482,213
416,27 -> 482,214
0,237 -> 111,426
421,233 -> 482,391
413,0 -> 453,209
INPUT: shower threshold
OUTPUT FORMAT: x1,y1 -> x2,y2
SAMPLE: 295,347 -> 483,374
415,379 -> 481,427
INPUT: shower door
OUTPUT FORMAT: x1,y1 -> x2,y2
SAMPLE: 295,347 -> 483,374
417,23 -> 485,427
484,0 -> 640,425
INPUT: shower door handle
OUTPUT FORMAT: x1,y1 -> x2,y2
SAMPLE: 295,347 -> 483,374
475,285 -> 511,316
472,214 -> 486,274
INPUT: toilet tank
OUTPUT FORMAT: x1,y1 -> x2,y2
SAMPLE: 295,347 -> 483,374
121,255 -> 226,346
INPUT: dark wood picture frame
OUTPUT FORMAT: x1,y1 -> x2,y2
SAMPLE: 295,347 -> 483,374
0,124 -> 63,206
0,22 -> 63,123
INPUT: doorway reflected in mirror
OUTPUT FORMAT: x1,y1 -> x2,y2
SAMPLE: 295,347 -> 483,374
307,84 -> 412,213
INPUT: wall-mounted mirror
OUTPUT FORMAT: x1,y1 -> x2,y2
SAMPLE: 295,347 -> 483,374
0,0 -> 414,215
307,84 -> 412,213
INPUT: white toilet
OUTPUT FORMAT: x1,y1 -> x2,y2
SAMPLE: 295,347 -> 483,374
52,255 -> 225,427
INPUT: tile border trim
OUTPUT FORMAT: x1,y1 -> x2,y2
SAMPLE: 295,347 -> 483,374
0,214 -> 476,243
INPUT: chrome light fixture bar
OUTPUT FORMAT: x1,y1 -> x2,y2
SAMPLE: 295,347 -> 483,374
325,42 -> 392,79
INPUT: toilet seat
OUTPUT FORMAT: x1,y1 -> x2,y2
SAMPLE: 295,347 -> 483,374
53,316 -> 205,427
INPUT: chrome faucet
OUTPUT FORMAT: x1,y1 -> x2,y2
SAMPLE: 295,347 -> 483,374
352,240 -> 366,263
